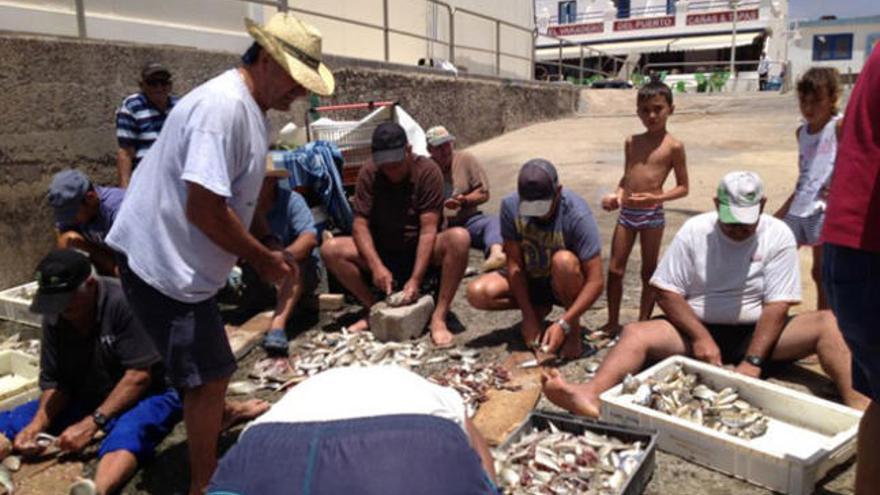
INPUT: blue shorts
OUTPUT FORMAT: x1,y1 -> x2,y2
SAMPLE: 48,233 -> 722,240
618,205 -> 665,231
0,390 -> 181,462
783,212 -> 825,246
823,244 -> 880,402
458,213 -> 503,257
118,256 -> 237,389
208,414 -> 498,495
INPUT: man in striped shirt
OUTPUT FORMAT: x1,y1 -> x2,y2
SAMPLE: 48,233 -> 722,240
114,62 -> 179,187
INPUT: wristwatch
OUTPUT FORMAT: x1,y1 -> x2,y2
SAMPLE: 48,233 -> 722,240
744,355 -> 764,368
92,411 -> 109,431
556,319 -> 572,337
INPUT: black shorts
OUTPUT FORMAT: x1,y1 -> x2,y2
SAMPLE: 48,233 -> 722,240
655,315 -> 792,365
118,258 -> 236,389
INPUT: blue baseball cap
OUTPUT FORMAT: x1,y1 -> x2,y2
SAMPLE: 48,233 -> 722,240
47,169 -> 92,225
517,159 -> 559,217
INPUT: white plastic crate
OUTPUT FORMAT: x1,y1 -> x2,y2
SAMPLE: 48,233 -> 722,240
600,355 -> 861,495
0,281 -> 41,328
0,350 -> 40,410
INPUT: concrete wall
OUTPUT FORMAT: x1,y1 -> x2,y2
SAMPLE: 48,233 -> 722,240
0,33 -> 577,288
0,0 -> 534,79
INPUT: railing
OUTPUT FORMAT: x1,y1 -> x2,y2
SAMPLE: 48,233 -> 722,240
547,11 -> 606,25
57,0 -> 535,79
535,33 -> 631,82
687,0 -> 760,13
619,3 -> 673,19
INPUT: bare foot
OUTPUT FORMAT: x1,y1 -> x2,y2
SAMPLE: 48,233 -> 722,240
559,328 -> 584,360
598,322 -> 622,337
541,368 -> 600,418
345,318 -> 369,333
222,399 -> 270,430
430,317 -> 455,349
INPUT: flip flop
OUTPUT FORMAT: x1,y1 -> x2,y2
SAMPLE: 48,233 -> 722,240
261,328 -> 289,356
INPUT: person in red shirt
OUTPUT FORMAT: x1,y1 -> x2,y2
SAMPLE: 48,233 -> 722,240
821,47 -> 880,495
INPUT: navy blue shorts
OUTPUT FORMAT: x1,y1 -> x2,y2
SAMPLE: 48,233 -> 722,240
118,257 -> 237,389
823,243 -> 880,401
208,414 -> 498,495
458,213 -> 502,256
0,390 -> 181,462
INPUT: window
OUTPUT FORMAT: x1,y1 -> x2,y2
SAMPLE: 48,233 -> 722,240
813,33 -> 854,61
616,0 -> 631,19
558,1 -> 577,24
667,0 -> 676,15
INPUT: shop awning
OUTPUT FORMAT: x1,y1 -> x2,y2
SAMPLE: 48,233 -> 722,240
536,31 -> 762,61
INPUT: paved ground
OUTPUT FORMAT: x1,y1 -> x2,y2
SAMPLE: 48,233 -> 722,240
2,90 -> 857,494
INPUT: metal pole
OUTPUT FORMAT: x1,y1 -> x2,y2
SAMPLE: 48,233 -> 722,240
558,40 -> 563,80
383,0 -> 390,62
496,20 -> 501,76
729,0 -> 738,78
74,0 -> 86,37
579,45 -> 584,83
278,0 -> 288,12
448,7 -> 455,65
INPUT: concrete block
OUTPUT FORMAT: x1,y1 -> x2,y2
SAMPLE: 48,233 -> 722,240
369,295 -> 435,342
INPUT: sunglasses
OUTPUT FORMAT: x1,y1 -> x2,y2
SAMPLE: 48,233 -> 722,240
145,78 -> 172,87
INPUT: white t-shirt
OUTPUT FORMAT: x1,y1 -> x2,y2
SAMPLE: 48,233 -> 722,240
650,212 -> 801,325
247,366 -> 468,434
107,69 -> 269,303
789,115 -> 841,217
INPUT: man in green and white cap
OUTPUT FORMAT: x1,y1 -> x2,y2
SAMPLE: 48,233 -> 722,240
543,171 -> 869,418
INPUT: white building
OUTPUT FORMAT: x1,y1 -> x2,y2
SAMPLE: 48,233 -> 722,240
787,15 -> 880,83
0,0 -> 535,79
535,0 -> 789,86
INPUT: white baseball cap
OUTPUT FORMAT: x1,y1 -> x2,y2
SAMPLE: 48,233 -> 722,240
717,171 -> 764,224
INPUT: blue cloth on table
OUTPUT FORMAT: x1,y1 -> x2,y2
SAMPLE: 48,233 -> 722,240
270,141 -> 353,234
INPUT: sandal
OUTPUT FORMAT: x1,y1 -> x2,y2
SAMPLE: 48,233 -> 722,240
261,328 -> 289,356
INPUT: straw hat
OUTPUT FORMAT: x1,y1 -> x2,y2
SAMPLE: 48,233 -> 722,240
265,154 -> 291,179
245,13 -> 335,96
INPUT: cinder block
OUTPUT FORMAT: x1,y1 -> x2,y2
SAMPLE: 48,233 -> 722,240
369,295 -> 435,342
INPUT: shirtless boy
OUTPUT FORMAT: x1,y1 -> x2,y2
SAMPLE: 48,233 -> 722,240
600,82 -> 688,333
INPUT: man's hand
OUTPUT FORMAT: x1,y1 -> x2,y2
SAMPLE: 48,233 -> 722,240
13,423 -> 44,456
58,417 -> 99,453
371,264 -> 394,296
401,278 -> 420,305
444,198 -> 462,211
601,193 -> 620,211
540,322 -> 566,355
253,251 -> 291,285
692,337 -> 722,366
521,315 -> 543,350
735,361 -> 762,378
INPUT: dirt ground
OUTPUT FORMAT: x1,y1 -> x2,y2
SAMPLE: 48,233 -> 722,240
1,89 -> 857,494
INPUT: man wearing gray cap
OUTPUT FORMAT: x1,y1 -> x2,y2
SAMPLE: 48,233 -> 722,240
321,122 -> 470,348
47,169 -> 124,276
543,171 -> 868,418
467,159 -> 604,359
115,62 -> 179,187
106,12 -> 334,493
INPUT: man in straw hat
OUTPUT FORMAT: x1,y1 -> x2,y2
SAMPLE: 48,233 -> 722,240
106,12 -> 334,493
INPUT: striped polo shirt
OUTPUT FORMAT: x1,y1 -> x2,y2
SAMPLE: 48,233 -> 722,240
115,93 -> 179,166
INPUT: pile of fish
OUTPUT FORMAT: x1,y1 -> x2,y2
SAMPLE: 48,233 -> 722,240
622,363 -> 769,439
0,333 -> 40,357
494,422 -> 645,495
286,329 -> 437,378
428,361 -> 519,417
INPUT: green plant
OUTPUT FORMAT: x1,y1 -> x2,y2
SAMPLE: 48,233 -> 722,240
695,73 -> 708,93
708,71 -> 730,92
675,81 -> 687,93
630,72 -> 645,87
